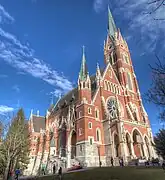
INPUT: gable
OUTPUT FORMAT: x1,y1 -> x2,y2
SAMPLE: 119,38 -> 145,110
92,63 -> 122,104
102,63 -> 121,86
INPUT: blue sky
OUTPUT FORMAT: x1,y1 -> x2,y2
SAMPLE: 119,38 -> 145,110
0,0 -> 164,133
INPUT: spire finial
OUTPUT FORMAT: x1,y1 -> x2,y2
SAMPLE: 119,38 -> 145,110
82,45 -> 85,54
37,110 -> 39,117
79,45 -> 88,81
107,5 -> 117,37
96,62 -> 100,72
97,62 -> 99,68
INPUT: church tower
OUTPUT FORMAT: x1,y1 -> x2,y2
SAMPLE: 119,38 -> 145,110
101,6 -> 156,163
104,6 -> 148,123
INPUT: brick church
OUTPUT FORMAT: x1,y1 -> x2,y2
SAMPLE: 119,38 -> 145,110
26,7 -> 156,175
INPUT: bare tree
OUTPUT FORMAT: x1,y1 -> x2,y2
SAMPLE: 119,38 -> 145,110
146,0 -> 165,20
154,129 -> 165,159
145,56 -> 165,121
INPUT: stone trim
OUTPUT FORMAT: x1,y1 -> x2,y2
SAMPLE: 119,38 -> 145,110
76,140 -> 88,145
76,115 -> 99,121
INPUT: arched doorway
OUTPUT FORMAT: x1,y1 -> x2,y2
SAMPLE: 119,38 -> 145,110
144,136 -> 150,158
126,133 -> 132,156
132,129 -> 144,158
114,134 -> 120,157
71,131 -> 77,159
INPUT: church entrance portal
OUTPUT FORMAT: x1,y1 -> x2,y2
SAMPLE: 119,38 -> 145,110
71,131 -> 77,159
132,129 -> 144,158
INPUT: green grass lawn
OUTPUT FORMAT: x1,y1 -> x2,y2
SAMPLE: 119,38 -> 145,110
36,167 -> 165,180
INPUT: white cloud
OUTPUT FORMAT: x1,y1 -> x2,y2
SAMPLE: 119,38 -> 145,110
93,0 -> 108,13
49,89 -> 62,98
0,5 -> 14,23
12,85 -> 20,93
0,105 -> 14,115
0,4 -> 73,95
93,0 -> 165,53
114,0 -> 165,53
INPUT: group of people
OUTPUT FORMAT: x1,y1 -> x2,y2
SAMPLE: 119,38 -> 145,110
52,165 -> 62,180
110,157 -> 124,167
41,163 -> 62,180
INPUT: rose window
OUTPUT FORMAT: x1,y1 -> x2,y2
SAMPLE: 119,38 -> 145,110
107,98 -> 118,119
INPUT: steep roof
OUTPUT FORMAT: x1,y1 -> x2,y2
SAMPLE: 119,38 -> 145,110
32,115 -> 46,132
51,67 -> 105,114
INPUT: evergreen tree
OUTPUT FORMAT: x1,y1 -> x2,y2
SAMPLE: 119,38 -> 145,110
154,129 -> 165,160
0,108 -> 30,180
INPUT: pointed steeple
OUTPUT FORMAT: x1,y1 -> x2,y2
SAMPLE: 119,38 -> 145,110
37,110 -> 39,117
96,63 -> 101,78
30,109 -> 33,118
108,6 -> 117,37
79,46 -> 88,81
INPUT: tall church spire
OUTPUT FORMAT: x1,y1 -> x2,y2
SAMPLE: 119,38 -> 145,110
108,6 -> 117,37
79,46 -> 88,81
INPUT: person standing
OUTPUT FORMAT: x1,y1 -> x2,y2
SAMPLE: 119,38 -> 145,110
41,163 -> 46,175
15,168 -> 20,180
58,167 -> 62,180
53,164 -> 56,174
121,158 -> 124,167
162,160 -> 165,170
111,157 -> 114,167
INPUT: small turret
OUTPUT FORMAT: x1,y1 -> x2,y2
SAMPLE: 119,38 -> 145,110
96,63 -> 102,87
78,46 -> 91,103
78,46 -> 91,90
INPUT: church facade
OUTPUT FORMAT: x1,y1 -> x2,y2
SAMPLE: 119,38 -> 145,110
26,8 -> 157,175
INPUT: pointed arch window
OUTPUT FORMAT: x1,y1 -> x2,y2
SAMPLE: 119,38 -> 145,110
107,82 -> 110,91
88,122 -> 92,129
95,109 -> 99,119
132,105 -> 139,122
110,83 -> 112,92
104,81 -> 108,90
112,84 -> 115,93
133,111 -> 138,121
113,52 -> 117,63
83,82 -> 86,88
96,128 -> 101,142
126,72 -> 133,90
79,111 -> 82,118
88,107 -> 92,114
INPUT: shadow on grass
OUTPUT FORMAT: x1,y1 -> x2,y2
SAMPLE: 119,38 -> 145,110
35,167 -> 165,180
